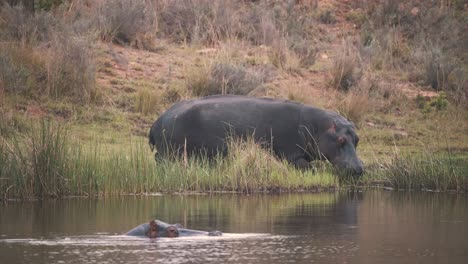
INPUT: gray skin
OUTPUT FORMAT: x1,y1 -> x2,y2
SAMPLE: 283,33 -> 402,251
126,220 -> 222,238
149,95 -> 364,177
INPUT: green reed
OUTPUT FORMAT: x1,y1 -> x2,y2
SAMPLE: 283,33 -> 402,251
366,150 -> 467,192
0,122 -> 337,199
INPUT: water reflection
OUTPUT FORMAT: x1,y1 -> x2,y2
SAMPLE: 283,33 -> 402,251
0,191 -> 466,264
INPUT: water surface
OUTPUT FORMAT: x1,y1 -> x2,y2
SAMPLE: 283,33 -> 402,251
0,191 -> 466,263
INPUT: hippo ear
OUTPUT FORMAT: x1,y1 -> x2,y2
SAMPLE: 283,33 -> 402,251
146,220 -> 158,238
327,121 -> 336,134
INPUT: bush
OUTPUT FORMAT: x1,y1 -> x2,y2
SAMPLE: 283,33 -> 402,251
157,0 -> 318,68
330,44 -> 359,91
0,44 -> 46,95
95,0 -> 158,48
0,4 -> 56,44
318,9 -> 336,24
134,88 -> 160,116
157,0 -> 243,45
188,63 -> 271,96
416,92 -> 449,113
45,34 -> 96,101
424,46 -> 456,91
337,90 -> 369,126
0,3 -> 97,102
357,0 -> 467,105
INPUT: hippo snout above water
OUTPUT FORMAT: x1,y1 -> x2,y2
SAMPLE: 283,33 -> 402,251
126,220 -> 223,238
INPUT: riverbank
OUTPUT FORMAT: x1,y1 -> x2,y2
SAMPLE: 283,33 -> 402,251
1,122 -> 466,199
0,1 -> 467,198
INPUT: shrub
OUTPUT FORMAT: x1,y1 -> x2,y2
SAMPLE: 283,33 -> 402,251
424,46 -> 456,91
161,87 -> 182,104
337,90 -> 369,126
95,0 -> 158,48
0,4 -> 56,44
157,0 -> 318,68
0,44 -> 46,95
44,34 -> 97,102
346,9 -> 367,27
157,0 -> 244,45
0,3 -> 97,102
416,92 -> 449,113
318,9 -> 336,24
134,88 -> 160,116
188,63 -> 270,96
330,45 -> 359,91
357,0 -> 466,105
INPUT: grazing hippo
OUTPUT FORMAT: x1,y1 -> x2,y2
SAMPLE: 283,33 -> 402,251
126,220 -> 222,238
149,95 -> 364,177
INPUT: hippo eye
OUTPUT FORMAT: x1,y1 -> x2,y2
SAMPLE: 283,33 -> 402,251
337,136 -> 346,145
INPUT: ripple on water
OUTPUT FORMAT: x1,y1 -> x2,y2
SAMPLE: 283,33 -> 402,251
0,234 -> 359,264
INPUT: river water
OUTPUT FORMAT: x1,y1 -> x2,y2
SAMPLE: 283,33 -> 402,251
0,191 -> 466,264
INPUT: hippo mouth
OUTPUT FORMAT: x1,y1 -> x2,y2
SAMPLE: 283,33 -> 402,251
332,159 -> 364,177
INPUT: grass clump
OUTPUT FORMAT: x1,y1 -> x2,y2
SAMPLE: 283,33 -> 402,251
0,44 -> 45,95
188,62 -> 270,96
371,151 -> 468,192
330,44 -> 359,91
95,0 -> 158,50
416,92 -> 449,113
134,89 -> 160,116
0,121 -> 69,198
337,89 -> 369,126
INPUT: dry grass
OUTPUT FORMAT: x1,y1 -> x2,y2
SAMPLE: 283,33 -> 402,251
357,0 -> 467,106
134,89 -> 160,116
94,0 -> 158,50
0,44 -> 45,95
0,3 -> 97,102
187,61 -> 271,96
330,44 -> 359,91
337,90 -> 370,126
45,34 -> 97,101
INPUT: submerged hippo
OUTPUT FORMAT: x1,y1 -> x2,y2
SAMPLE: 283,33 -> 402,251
149,95 -> 364,177
126,220 -> 222,238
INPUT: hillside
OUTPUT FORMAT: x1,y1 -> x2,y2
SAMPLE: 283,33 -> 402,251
0,0 -> 467,197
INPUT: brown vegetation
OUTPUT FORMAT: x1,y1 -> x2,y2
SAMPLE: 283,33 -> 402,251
0,0 -> 466,189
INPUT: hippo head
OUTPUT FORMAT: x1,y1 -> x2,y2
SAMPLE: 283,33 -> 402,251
145,220 -> 179,238
317,120 -> 364,177
165,225 -> 180,238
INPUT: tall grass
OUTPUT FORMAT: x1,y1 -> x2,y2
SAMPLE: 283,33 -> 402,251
0,122 -> 337,199
0,4 -> 97,102
330,43 -> 359,91
356,0 -> 467,106
187,62 -> 270,96
2,122 -> 466,199
366,150 -> 467,192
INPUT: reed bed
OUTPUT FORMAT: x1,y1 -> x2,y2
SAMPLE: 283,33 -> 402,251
0,122 -> 337,199
2,122 -> 465,199
365,150 -> 467,192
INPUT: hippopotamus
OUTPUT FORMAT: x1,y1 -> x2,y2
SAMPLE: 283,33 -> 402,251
126,220 -> 222,238
149,95 -> 364,176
